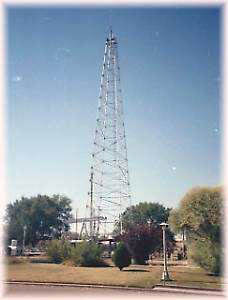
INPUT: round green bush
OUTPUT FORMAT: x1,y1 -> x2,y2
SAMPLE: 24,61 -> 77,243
46,240 -> 72,264
112,242 -> 131,271
71,241 -> 104,267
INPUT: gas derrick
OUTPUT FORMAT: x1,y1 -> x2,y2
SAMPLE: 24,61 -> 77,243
82,29 -> 131,239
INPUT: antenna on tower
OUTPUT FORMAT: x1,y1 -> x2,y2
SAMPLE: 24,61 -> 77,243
108,8 -> 112,34
109,27 -> 113,39
108,9 -> 112,38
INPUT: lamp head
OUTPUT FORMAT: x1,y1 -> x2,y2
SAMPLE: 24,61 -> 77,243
160,222 -> 168,229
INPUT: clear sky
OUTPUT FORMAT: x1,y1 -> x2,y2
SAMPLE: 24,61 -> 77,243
7,5 -> 221,216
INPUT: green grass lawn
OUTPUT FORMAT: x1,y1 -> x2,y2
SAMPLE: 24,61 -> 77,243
4,258 -> 223,290
167,266 -> 222,289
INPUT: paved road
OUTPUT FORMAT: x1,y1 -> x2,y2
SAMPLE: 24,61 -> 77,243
3,283 -> 225,298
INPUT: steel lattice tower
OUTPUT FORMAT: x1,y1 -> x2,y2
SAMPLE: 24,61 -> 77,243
84,30 -> 131,238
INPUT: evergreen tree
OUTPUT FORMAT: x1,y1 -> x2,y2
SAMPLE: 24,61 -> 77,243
112,241 -> 131,270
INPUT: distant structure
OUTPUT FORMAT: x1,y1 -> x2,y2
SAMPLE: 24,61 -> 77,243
78,30 -> 131,239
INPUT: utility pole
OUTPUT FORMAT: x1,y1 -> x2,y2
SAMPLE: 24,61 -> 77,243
22,225 -> 27,256
119,214 -> 123,235
75,209 -> 78,236
89,169 -> 94,238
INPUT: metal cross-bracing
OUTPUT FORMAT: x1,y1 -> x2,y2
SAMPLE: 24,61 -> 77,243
84,30 -> 131,239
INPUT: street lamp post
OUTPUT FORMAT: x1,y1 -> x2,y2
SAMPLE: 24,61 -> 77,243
160,222 -> 170,283
22,225 -> 27,256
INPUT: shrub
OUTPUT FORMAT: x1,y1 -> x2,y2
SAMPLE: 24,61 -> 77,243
61,241 -> 72,260
188,239 -> 222,275
46,240 -> 63,263
46,240 -> 72,264
71,241 -> 104,267
112,242 -> 131,270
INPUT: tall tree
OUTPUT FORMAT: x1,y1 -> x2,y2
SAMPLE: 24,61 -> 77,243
168,186 -> 223,274
168,186 -> 222,242
5,194 -> 72,246
114,202 -> 174,264
119,202 -> 171,232
119,222 -> 175,264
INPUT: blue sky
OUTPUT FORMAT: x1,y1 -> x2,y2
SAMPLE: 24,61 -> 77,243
7,5 -> 221,216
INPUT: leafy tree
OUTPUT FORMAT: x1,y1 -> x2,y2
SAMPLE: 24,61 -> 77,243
119,223 -> 175,264
119,202 -> 171,233
169,186 -> 223,242
168,186 -> 223,274
113,202 -> 174,264
112,242 -> 131,270
5,194 -> 72,246
167,208 -> 182,234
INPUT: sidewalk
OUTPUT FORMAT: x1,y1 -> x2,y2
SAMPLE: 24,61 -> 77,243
154,284 -> 224,296
5,281 -> 225,297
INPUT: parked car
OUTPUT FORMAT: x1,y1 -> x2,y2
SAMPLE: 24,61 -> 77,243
24,248 -> 43,256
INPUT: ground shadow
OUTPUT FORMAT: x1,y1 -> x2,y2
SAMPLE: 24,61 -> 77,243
208,273 -> 220,277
